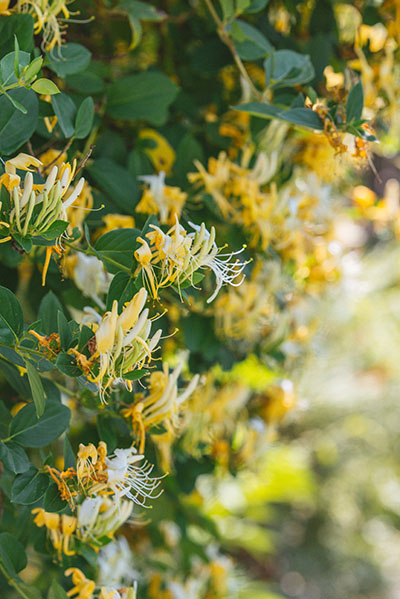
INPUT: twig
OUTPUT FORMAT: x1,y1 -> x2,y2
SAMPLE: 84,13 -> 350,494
203,0 -> 262,100
75,144 -> 94,178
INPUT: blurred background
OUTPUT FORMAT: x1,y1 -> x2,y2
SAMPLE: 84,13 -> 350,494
188,170 -> 400,599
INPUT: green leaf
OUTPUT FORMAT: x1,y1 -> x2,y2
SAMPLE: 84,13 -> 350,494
36,219 -> 68,241
116,0 -> 165,49
0,441 -> 30,473
47,43 -> 91,77
123,368 -> 149,381
20,56 -> 43,83
0,15 -> 34,56
234,102 -> 324,130
9,400 -> 71,448
48,580 -> 69,599
0,532 -> 27,575
106,71 -> 179,125
51,92 -> 76,138
38,291 -> 64,335
228,19 -> 272,60
0,88 -> 38,154
43,484 -> 68,513
175,133 -> 204,188
12,232 -> 33,252
11,464 -> 49,504
346,81 -> 364,123
31,78 -> 60,95
106,271 -> 138,310
0,285 -> 24,343
0,50 -> 30,86
265,50 -> 315,88
55,352 -> 82,377
74,96 -> 95,139
219,0 -> 235,20
88,158 -> 139,212
244,0 -> 269,13
63,435 -> 75,469
25,360 -> 46,418
95,228 -> 140,274
57,312 -> 72,351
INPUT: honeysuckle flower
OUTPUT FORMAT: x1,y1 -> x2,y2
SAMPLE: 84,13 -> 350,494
100,587 -> 137,599
15,0 -> 71,50
65,568 -> 96,599
122,362 -> 200,452
98,537 -> 138,588
137,171 -> 187,224
78,496 -> 133,542
76,442 -> 164,508
90,288 -> 162,401
0,153 -> 85,244
31,508 -> 77,557
134,217 -> 248,303
65,253 -> 113,308
138,128 -> 175,173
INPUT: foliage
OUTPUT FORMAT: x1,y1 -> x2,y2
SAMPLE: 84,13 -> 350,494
0,0 -> 397,598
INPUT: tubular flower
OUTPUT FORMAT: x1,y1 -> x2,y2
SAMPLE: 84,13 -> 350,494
0,153 -> 85,243
77,442 -> 164,508
136,171 -> 187,224
134,217 -> 248,303
77,496 -> 134,543
91,288 -> 162,402
100,587 -> 137,599
15,0 -> 72,50
65,568 -> 96,599
31,508 -> 77,558
121,362 -> 200,452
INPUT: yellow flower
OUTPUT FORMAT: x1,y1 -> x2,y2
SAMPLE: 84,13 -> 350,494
134,217 -> 248,302
65,568 -> 96,599
90,289 -> 162,402
96,214 -> 135,238
31,508 -> 77,558
0,153 -> 85,243
138,129 -> 175,173
15,0 -> 72,50
137,172 -> 187,224
122,362 -> 199,452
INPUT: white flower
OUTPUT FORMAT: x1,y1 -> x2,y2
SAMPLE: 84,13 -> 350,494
104,447 -> 164,508
73,254 -> 113,308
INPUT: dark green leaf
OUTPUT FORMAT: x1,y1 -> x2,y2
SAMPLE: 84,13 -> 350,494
228,19 -> 272,60
75,96 -> 95,139
43,484 -> 68,513
0,285 -> 24,343
9,400 -> 71,447
57,312 -> 72,351
0,88 -> 38,154
55,352 -> 81,377
123,368 -> 149,381
95,228 -> 140,274
12,465 -> 49,504
0,50 -> 30,86
88,158 -> 139,212
0,441 -> 30,473
106,71 -> 179,125
0,532 -> 27,575
25,360 -> 46,418
47,43 -> 91,77
37,219 -> 68,241
38,291 -> 64,335
51,92 -> 76,138
106,271 -> 137,310
346,81 -> 364,123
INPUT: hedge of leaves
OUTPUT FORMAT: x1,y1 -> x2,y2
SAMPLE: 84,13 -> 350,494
0,0 -> 395,598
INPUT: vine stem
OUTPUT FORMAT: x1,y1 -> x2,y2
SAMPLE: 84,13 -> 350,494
203,0 -> 263,100
0,559 -> 37,599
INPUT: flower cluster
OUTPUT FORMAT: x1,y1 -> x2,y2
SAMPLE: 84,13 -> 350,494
0,152 -> 84,243
135,217 -> 248,302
